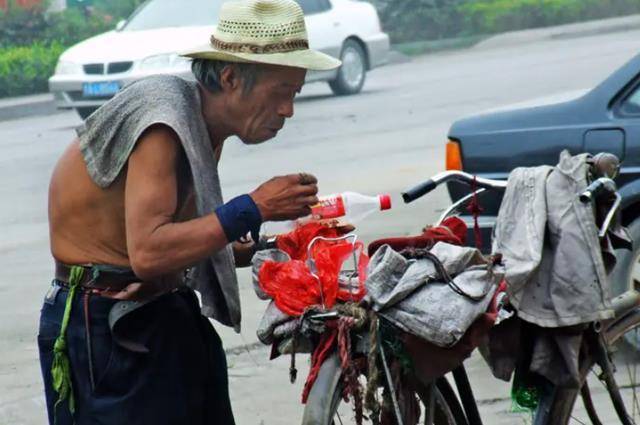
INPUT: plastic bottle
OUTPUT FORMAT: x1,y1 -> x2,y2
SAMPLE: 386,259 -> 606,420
262,192 -> 392,235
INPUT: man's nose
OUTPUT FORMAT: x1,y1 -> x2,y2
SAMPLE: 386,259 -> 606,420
278,100 -> 294,118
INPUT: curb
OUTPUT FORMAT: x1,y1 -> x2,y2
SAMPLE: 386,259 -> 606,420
387,50 -> 411,65
0,94 -> 57,122
393,35 -> 485,57
475,14 -> 640,50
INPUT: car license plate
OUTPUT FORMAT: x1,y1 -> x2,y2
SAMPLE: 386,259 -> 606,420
82,81 -> 121,97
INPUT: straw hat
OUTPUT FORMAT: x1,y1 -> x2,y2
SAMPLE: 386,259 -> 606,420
181,0 -> 342,71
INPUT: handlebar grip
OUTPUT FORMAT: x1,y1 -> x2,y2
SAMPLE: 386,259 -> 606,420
579,178 -> 616,203
402,179 -> 437,203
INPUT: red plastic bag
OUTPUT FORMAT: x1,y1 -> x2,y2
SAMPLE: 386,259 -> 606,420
258,223 -> 368,316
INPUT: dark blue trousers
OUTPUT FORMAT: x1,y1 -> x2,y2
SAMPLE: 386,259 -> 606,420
38,283 -> 235,425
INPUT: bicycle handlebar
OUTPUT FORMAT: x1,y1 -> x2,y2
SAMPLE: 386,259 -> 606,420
402,171 -> 508,203
579,177 -> 617,203
401,179 -> 437,203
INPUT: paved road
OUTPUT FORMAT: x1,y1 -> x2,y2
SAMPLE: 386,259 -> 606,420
2,29 -> 640,424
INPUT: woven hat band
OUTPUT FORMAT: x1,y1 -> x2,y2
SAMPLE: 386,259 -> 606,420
210,35 -> 309,54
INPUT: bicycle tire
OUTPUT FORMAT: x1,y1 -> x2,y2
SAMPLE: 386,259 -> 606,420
538,308 -> 640,424
302,353 -> 469,424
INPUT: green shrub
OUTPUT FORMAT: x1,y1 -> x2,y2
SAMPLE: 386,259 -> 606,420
0,0 -> 146,98
371,0 -> 640,43
459,0 -> 640,35
371,0 -> 467,43
0,42 -> 65,97
0,0 -> 49,48
43,8 -> 114,48
0,0 -> 144,49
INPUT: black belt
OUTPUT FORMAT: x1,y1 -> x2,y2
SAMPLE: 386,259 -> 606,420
55,261 -> 140,292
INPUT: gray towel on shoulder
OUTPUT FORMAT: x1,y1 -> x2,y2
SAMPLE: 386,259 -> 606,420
77,75 -> 241,332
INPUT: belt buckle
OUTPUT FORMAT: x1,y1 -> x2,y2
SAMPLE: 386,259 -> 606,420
83,267 -> 100,290
44,281 -> 61,305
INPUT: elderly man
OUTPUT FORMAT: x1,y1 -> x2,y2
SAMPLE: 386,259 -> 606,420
38,0 -> 341,424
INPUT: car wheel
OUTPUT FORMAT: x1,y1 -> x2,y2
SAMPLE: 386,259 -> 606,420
76,107 -> 98,120
329,39 -> 367,96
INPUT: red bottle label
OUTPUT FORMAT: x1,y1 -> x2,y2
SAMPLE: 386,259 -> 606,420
311,196 -> 346,220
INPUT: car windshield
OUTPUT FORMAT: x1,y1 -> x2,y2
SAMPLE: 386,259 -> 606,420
123,0 -> 225,31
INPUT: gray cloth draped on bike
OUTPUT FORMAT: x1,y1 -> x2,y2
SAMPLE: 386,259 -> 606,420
364,242 -> 504,348
492,150 -> 613,328
76,75 -> 241,332
486,151 -> 619,388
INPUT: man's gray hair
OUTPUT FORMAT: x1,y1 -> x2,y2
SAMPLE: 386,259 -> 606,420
191,58 -> 262,94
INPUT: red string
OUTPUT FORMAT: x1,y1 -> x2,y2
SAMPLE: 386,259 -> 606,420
338,318 -> 364,423
301,316 -> 364,425
302,326 -> 338,403
466,175 -> 484,250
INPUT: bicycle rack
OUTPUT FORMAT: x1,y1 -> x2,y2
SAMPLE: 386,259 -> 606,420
306,233 -> 361,308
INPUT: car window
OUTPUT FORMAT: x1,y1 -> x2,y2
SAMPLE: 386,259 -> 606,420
621,85 -> 640,115
295,0 -> 331,15
123,0 -> 227,31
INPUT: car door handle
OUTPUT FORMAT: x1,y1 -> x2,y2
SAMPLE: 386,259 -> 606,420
333,22 -> 340,27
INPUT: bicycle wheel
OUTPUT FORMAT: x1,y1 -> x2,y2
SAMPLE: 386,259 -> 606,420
302,354 -> 468,424
538,308 -> 640,424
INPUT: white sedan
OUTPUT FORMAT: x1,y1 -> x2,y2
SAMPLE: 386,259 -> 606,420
49,0 -> 390,119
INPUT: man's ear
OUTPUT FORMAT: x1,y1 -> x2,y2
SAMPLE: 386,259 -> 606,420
219,65 -> 242,93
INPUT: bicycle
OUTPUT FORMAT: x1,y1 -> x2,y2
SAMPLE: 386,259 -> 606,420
260,152 -> 640,424
257,228 -> 481,424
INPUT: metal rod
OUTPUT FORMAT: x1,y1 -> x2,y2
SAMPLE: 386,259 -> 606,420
452,366 -> 484,425
437,188 -> 486,226
377,325 -> 404,425
425,383 -> 435,425
599,193 -> 622,238
610,290 -> 640,317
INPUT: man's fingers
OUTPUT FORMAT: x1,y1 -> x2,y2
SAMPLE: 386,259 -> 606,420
297,172 -> 317,185
293,183 -> 318,197
299,205 -> 312,217
299,195 -> 319,207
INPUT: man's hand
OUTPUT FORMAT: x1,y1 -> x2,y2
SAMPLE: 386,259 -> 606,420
250,173 -> 319,222
232,240 -> 256,268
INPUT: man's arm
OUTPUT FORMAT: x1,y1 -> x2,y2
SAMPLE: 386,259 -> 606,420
125,125 -> 229,280
125,125 -> 318,280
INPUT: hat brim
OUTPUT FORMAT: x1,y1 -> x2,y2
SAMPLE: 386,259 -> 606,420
180,44 -> 341,71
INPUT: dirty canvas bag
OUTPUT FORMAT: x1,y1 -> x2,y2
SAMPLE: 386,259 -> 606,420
365,242 -> 504,347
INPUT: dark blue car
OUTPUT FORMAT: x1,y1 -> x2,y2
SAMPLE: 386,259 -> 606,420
447,52 -> 640,296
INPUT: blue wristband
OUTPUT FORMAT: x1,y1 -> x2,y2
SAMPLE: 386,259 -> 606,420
215,194 -> 263,243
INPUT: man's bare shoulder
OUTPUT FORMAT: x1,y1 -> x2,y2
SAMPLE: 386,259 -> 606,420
128,124 -> 193,199
131,124 -> 182,163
